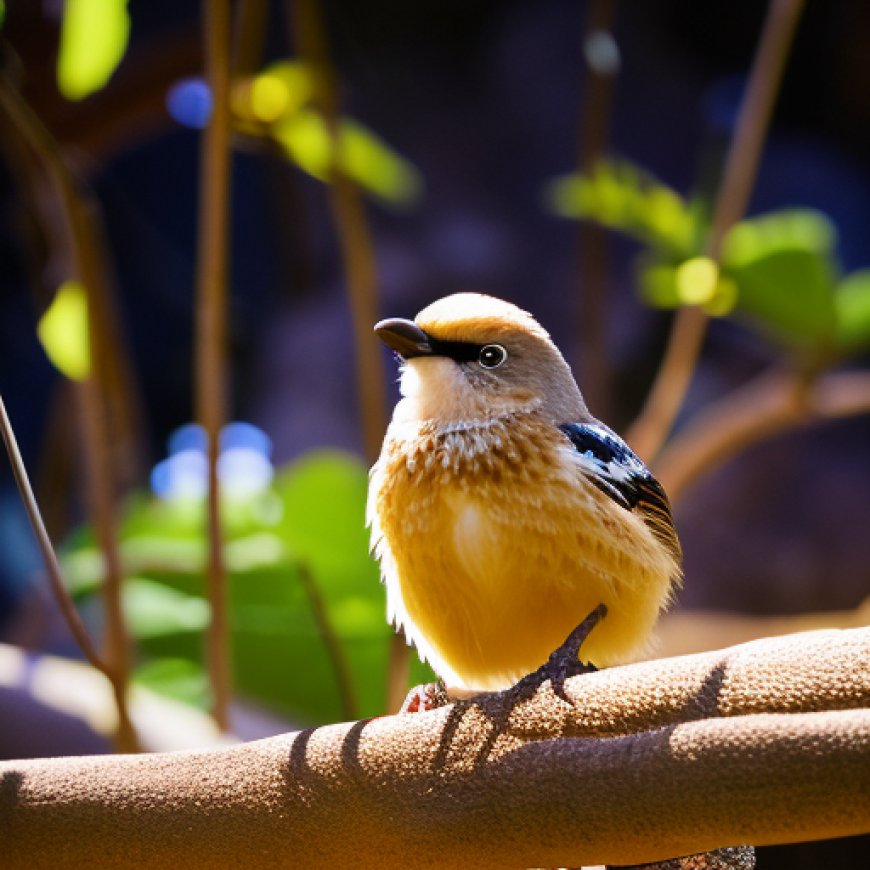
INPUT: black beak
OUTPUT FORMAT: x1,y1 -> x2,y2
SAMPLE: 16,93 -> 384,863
374,318 -> 434,359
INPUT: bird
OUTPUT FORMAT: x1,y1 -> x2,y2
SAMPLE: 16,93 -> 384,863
367,293 -> 681,696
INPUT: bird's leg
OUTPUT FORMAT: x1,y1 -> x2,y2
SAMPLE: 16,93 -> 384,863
399,678 -> 450,713
504,603 -> 607,704
399,603 -> 607,714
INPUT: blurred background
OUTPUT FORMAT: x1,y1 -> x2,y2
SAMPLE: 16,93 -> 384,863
0,1 -> 868,865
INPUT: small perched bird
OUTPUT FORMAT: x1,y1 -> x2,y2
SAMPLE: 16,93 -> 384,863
368,293 -> 681,694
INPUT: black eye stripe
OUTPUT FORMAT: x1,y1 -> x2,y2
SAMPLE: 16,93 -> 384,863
427,338 -> 483,363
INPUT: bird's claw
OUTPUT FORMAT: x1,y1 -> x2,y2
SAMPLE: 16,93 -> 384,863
506,603 -> 607,704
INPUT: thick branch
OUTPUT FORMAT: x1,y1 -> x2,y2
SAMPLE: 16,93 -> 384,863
1,627 -> 867,868
654,368 -> 870,502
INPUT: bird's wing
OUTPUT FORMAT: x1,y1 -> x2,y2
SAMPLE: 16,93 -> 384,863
559,422 -> 682,562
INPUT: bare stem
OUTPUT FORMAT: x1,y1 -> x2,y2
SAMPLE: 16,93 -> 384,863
291,0 -> 387,464
291,0 -> 406,710
233,0 -> 269,78
0,395 -> 105,672
627,0 -> 806,461
655,368 -> 870,503
77,376 -> 137,752
297,561 -> 358,721
0,75 -> 138,752
575,0 -> 619,419
195,0 -> 234,732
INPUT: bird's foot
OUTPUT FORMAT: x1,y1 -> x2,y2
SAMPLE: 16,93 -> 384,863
400,679 -> 450,713
505,603 -> 607,705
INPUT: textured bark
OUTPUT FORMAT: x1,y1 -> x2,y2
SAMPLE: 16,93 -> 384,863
1,627 -> 868,869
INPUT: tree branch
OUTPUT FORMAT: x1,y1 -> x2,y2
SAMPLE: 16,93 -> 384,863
654,368 -> 870,503
291,0 -> 406,713
627,0 -> 805,460
574,0 -> 619,418
0,73 -> 137,752
2,627 -> 867,868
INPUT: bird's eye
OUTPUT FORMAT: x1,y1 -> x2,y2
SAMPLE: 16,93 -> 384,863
478,344 -> 507,368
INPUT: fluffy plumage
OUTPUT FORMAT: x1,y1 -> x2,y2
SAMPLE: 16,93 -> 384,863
368,293 -> 681,691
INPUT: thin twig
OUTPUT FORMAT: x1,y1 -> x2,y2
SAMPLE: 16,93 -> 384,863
195,0 -> 234,732
292,0 -> 387,463
297,561 -> 358,721
232,0 -> 269,78
575,0 -> 619,419
627,0 -> 805,461
291,0 -> 406,712
0,395 -> 106,673
0,75 -> 137,752
655,368 -> 870,503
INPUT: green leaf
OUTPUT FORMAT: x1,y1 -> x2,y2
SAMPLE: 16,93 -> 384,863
268,451 -> 392,720
134,658 -> 209,709
638,256 -> 738,316
835,269 -> 870,352
341,119 -> 422,204
638,260 -> 683,309
274,450 -> 374,584
546,161 -> 699,256
233,61 -> 313,124
57,0 -> 130,101
66,450 -> 405,724
37,281 -> 91,380
722,208 -> 836,267
721,210 -> 839,346
123,577 -> 210,640
271,108 -> 330,177
270,109 -> 422,205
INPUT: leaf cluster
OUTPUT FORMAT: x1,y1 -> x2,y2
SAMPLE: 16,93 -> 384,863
548,160 -> 870,354
62,450 -> 434,724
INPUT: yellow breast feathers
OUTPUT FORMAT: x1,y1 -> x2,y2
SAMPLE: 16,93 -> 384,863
369,414 -> 680,691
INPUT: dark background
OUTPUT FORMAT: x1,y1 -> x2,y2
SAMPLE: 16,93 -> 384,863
0,2 -> 868,865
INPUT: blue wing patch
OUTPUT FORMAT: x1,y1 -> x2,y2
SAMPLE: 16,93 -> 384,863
559,422 -> 681,560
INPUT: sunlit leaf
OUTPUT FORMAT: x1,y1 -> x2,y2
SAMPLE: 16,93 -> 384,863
0,1 -> 6,29
57,0 -> 130,101
271,109 -> 422,205
546,161 -> 699,256
722,208 -> 836,267
639,256 -> 738,316
64,449 -> 404,724
342,119 -> 422,204
728,248 -> 837,346
638,260 -> 682,309
123,577 -> 211,639
275,451 -> 374,579
704,274 -> 739,317
675,257 -> 719,305
272,451 -> 391,719
134,658 -> 209,709
834,269 -> 870,352
37,280 -> 91,381
232,61 -> 313,124
722,210 -> 838,346
271,108 -> 330,178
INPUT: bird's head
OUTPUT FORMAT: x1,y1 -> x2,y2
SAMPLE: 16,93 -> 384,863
375,293 -> 587,427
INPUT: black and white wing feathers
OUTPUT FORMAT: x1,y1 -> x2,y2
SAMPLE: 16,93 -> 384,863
559,422 -> 681,561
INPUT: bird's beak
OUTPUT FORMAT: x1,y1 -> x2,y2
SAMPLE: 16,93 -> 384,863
374,318 -> 434,359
